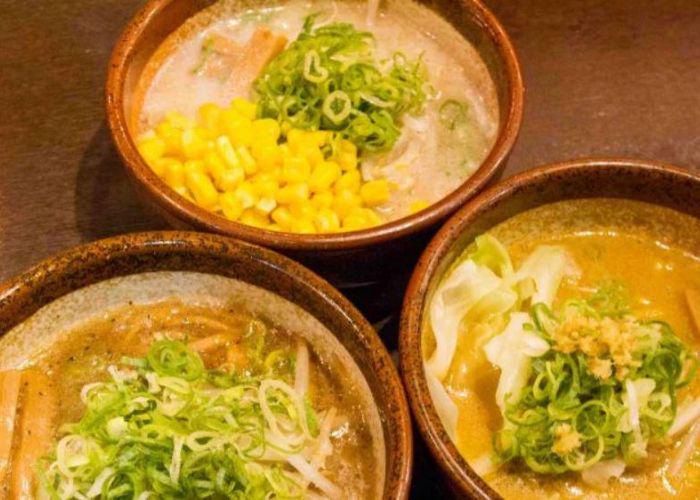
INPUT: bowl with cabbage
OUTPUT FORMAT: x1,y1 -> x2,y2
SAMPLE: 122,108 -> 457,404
400,158 -> 700,498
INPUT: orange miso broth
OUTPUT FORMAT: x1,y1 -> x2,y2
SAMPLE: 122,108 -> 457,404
424,199 -> 700,499
0,272 -> 384,499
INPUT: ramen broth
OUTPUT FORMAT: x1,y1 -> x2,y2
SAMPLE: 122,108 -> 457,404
428,199 -> 700,498
1,298 -> 383,498
135,0 -> 499,222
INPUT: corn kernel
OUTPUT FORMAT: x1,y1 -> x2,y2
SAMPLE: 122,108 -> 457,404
409,199 -> 430,214
219,167 -> 245,192
338,139 -> 357,157
155,121 -> 183,155
290,219 -> 316,234
151,157 -> 179,177
286,129 -> 305,149
360,179 -> 390,207
290,201 -> 315,220
234,182 -> 258,209
240,208 -> 269,228
309,161 -> 340,192
196,125 -> 215,140
253,119 -> 281,143
256,197 -> 277,214
137,136 -> 166,165
366,209 -> 382,226
231,98 -> 257,120
251,140 -> 281,171
332,189 -> 361,218
220,192 -> 243,220
343,211 -> 371,231
216,136 -> 241,169
166,112 -> 194,129
204,152 -> 226,187
314,208 -> 340,233
221,110 -> 254,147
309,130 -> 331,146
184,159 -> 206,174
198,103 -> 222,132
236,146 -> 257,175
251,174 -> 279,198
164,160 -> 185,189
278,144 -> 292,158
311,191 -> 334,210
276,183 -> 310,205
173,185 -> 192,201
338,152 -> 358,171
181,128 -> 207,159
186,170 -> 218,209
337,140 -> 358,171
281,156 -> 311,184
334,170 -> 361,193
271,206 -> 293,229
296,141 -> 324,166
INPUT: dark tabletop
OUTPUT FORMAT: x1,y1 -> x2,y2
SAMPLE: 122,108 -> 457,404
1,0 -> 699,497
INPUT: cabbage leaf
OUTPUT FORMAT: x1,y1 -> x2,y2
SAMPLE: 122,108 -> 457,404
483,312 -> 550,411
427,257 -> 502,381
509,244 -> 579,307
425,369 -> 459,442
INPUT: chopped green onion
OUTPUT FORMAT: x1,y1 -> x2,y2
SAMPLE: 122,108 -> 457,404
255,16 -> 427,153
40,339 -> 338,498
191,38 -> 214,75
494,293 -> 696,474
303,49 -> 329,83
147,340 -> 204,381
322,90 -> 352,124
439,99 -> 468,131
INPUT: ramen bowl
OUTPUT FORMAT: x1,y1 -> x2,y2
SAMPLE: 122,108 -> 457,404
399,159 -> 700,498
105,0 -> 523,285
0,231 -> 412,498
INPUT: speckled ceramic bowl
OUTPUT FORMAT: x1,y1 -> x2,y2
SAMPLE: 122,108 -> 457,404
399,158 -> 700,498
105,0 -> 523,286
0,231 -> 412,499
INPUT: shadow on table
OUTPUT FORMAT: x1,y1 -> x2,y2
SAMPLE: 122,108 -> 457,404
75,121 -> 168,241
410,428 -> 456,499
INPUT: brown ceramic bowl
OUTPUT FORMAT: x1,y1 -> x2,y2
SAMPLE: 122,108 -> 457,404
399,158 -> 700,498
0,231 -> 412,499
105,0 -> 523,286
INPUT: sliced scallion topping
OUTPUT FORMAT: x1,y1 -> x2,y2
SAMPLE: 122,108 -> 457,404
39,339 -> 338,498
254,16 -> 427,153
494,293 -> 697,474
439,99 -> 468,131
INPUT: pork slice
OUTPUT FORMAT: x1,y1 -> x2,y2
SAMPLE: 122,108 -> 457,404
200,28 -> 287,97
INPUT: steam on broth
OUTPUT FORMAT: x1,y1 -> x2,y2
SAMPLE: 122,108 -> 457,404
424,199 -> 700,498
134,0 -> 498,233
0,275 -> 383,499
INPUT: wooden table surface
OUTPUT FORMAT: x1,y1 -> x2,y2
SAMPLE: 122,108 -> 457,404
1,0 -> 699,496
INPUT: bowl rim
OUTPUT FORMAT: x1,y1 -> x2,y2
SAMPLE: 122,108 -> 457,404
0,230 -> 413,499
105,0 -> 524,251
398,157 -> 700,498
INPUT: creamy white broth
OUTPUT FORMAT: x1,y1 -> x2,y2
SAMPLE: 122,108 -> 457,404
136,0 -> 499,221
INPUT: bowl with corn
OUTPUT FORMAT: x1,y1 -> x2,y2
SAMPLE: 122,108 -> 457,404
106,0 -> 523,285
